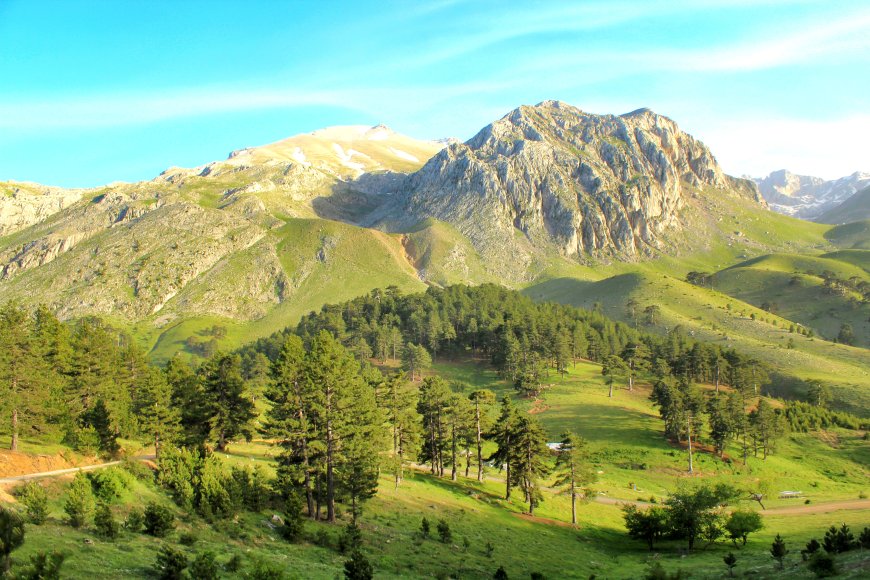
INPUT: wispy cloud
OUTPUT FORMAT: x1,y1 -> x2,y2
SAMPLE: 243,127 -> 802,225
0,80 -> 514,131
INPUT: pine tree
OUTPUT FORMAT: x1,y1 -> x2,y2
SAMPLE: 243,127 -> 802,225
136,367 -> 180,459
723,552 -> 737,577
469,390 -> 496,482
417,376 -> 451,477
265,335 -> 316,516
602,355 -> 627,398
383,373 -> 419,489
489,396 -> 519,501
770,534 -> 788,569
553,430 -> 593,525
303,331 -> 380,523
199,352 -> 256,452
511,416 -> 550,515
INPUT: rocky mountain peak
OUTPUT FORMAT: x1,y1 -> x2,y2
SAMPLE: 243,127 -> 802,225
384,102 -> 760,275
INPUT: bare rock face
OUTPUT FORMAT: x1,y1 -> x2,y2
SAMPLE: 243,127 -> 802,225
0,182 -> 86,236
386,101 -> 760,273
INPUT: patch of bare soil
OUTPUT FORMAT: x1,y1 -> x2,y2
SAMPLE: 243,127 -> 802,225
0,449 -> 87,478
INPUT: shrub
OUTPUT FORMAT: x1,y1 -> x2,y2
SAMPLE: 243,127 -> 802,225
124,507 -> 144,532
15,482 -> 49,525
437,519 -> 452,544
13,550 -> 65,580
281,494 -> 304,542
807,552 -> 838,578
188,551 -> 219,580
859,527 -> 870,549
93,503 -> 119,540
154,544 -> 187,580
725,510 -> 763,546
485,541 -> 495,558
823,523 -> 856,553
64,472 -> 95,528
178,531 -> 198,546
143,503 -> 176,537
770,534 -> 788,570
247,560 -> 286,579
802,538 -> 821,560
224,554 -> 242,573
420,517 -> 430,538
339,522 -> 363,554
88,468 -> 131,502
344,550 -> 373,580
493,566 -> 508,580
121,458 -> 154,481
723,552 -> 737,577
0,506 -> 26,575
231,464 -> 273,511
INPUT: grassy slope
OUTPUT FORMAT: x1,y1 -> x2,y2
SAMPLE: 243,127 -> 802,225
7,358 -> 869,579
711,253 -> 870,348
148,218 -> 425,362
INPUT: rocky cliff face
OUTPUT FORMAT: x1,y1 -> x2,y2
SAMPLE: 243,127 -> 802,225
379,101 -> 760,276
755,169 -> 870,220
0,182 -> 86,236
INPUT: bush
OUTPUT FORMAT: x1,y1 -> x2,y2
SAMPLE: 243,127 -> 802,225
725,510 -> 763,546
224,554 -> 242,573
493,566 -> 508,580
859,527 -> 870,549
485,541 -> 495,558
93,503 -> 119,540
339,522 -> 363,554
231,464 -> 274,511
12,550 -> 65,580
823,523 -> 856,553
420,517 -> 430,538
247,560 -> 286,579
143,503 -> 176,537
64,472 -> 95,528
802,538 -> 821,560
189,551 -> 219,580
281,494 -> 304,542
437,519 -> 452,544
87,468 -> 131,502
807,552 -> 838,578
313,528 -> 332,548
121,458 -> 154,481
344,550 -> 373,580
124,507 -> 144,532
15,482 -> 49,525
178,531 -> 198,546
154,544 -> 187,580
0,506 -> 26,575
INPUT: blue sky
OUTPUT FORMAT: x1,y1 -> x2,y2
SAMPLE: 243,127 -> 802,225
1,0 -> 868,187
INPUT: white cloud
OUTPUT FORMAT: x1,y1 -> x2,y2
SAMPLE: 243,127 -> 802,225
699,115 -> 870,179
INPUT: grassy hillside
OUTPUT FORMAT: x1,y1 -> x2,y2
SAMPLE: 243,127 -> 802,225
4,358 -> 869,579
711,253 -> 870,348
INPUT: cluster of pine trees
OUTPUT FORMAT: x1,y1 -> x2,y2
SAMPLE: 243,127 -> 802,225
0,303 -> 175,454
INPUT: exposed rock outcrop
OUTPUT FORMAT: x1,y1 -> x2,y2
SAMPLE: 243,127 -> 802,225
380,101 -> 761,277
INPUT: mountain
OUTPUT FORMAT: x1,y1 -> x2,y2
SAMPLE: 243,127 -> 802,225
0,126 -> 442,332
817,185 -> 870,224
755,169 -> 870,220
2,101 -> 867,388
374,101 -> 762,280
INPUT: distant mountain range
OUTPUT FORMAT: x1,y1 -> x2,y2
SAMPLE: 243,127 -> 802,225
754,169 -> 870,221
